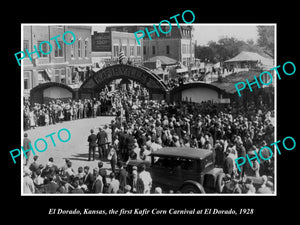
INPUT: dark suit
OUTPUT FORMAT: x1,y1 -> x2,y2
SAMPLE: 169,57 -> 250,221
87,134 -> 97,161
223,156 -> 234,176
117,168 -> 129,192
237,145 -> 246,176
97,130 -> 108,158
92,177 -> 103,193
71,188 -> 84,194
83,172 -> 94,192
44,181 -> 59,194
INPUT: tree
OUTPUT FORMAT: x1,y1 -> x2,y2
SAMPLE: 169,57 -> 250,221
195,36 -> 268,63
257,26 -> 274,57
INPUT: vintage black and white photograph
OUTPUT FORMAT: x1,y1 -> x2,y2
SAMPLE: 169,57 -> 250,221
21,23 -> 276,195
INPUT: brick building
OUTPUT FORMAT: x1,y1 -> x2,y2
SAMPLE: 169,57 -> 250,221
91,29 -> 143,65
103,25 -> 195,66
23,25 -> 92,97
142,25 -> 195,67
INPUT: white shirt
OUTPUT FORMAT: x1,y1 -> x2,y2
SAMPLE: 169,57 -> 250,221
23,176 -> 35,194
139,171 -> 152,193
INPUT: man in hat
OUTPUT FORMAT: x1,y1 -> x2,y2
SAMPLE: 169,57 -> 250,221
236,137 -> 246,178
108,172 -> 120,194
23,166 -> 35,194
138,163 -> 152,194
98,161 -> 108,190
97,127 -> 108,160
71,177 -> 84,194
223,149 -> 234,176
257,175 -> 273,194
124,185 -> 132,194
92,168 -> 103,194
29,155 -> 39,179
245,146 -> 260,177
23,133 -> 32,166
116,161 -> 128,192
87,129 -> 97,161
44,175 -> 59,194
83,166 -> 94,192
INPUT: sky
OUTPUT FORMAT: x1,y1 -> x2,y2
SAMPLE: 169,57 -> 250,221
91,24 -> 259,46
192,25 -> 258,46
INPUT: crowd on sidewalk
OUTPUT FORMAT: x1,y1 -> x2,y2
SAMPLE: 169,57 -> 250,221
23,88 -> 274,194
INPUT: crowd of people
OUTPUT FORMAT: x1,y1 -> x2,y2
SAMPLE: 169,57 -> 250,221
23,86 -> 275,194
23,156 -> 155,194
23,86 -> 149,131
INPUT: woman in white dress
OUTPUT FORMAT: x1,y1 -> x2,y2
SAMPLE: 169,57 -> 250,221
29,111 -> 36,129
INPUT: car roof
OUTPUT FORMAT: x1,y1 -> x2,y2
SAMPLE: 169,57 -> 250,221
150,147 -> 213,160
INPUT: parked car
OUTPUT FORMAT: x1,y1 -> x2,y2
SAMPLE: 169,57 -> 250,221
126,147 -> 225,193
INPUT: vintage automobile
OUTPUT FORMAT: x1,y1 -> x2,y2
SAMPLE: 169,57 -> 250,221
126,147 -> 225,193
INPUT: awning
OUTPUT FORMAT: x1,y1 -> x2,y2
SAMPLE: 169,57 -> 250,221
92,67 -> 101,73
176,66 -> 188,73
43,69 -> 51,81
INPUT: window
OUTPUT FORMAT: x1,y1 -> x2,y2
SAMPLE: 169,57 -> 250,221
153,157 -> 197,171
84,39 -> 89,58
37,41 -> 48,58
152,46 -> 155,55
182,44 -> 186,54
24,71 -> 30,89
122,46 -> 127,56
113,45 -> 119,57
37,71 -> 46,84
24,79 -> 29,89
54,41 -> 63,57
78,40 -> 82,58
130,46 -> 134,56
137,46 -> 141,56
166,45 -> 170,54
54,69 -> 60,83
143,46 -> 146,55
70,44 -> 75,58
24,40 -> 29,57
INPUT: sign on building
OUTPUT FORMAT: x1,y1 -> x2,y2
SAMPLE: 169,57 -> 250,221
92,32 -> 111,52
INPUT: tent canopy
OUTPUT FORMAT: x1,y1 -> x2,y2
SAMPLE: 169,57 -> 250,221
224,51 -> 273,68
146,56 -> 178,66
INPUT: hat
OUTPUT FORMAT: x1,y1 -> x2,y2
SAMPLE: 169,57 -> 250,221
33,155 -> 39,161
23,166 -> 31,176
98,161 -> 103,168
39,164 -> 44,169
154,187 -> 162,194
261,175 -> 268,183
124,185 -> 131,192
65,158 -> 70,163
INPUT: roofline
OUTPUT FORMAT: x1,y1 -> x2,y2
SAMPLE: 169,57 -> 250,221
170,82 -> 226,95
150,147 -> 213,160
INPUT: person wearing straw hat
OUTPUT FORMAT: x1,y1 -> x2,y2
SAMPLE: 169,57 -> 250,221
23,166 -> 35,194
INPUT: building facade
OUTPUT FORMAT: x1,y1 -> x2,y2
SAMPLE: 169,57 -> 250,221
23,25 -> 92,97
142,25 -> 195,66
102,25 -> 195,67
91,30 -> 143,65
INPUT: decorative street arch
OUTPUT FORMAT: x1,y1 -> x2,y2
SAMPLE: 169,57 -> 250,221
30,82 -> 75,104
170,82 -> 228,103
79,64 -> 169,100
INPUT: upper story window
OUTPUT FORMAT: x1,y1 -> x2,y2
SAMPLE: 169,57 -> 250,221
84,39 -> 89,58
54,41 -> 63,57
78,39 -> 82,58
